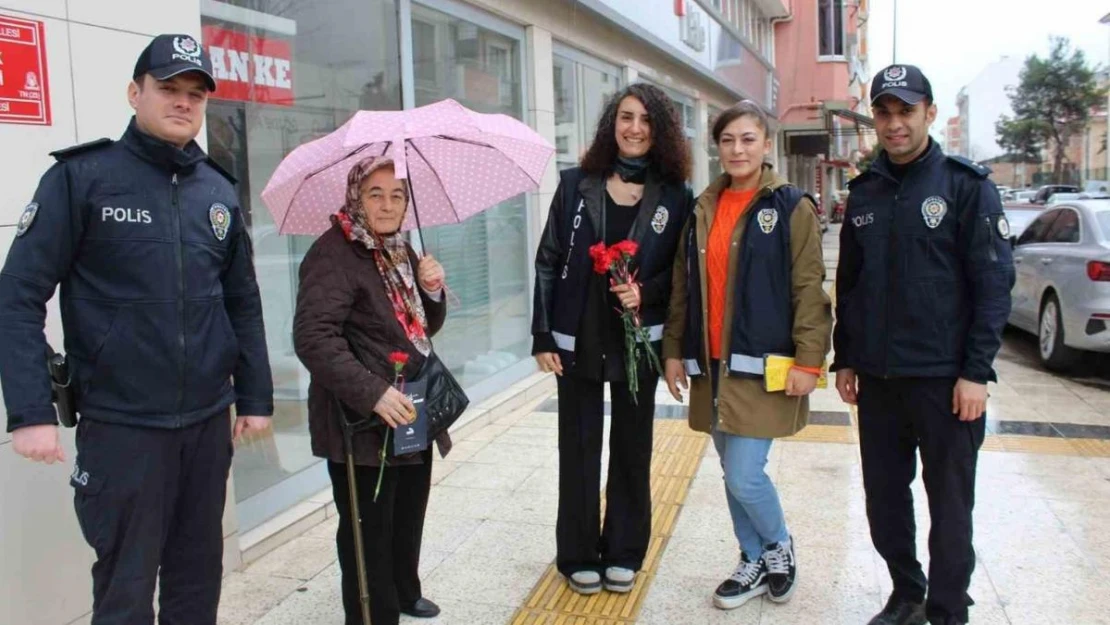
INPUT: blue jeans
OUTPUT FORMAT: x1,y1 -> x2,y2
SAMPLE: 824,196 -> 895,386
710,430 -> 790,560
710,364 -> 789,560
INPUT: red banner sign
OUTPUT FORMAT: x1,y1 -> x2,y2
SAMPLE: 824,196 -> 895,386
0,14 -> 51,125
202,25 -> 293,106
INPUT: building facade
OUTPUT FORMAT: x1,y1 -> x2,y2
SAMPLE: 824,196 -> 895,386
0,1 -> 779,623
945,115 -> 963,159
953,56 -> 1023,162
773,0 -> 873,216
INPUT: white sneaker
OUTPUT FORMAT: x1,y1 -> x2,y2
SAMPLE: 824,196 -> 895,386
568,570 -> 602,595
604,567 -> 635,593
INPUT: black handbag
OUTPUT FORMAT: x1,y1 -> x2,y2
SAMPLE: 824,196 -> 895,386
411,350 -> 468,440
339,348 -> 468,443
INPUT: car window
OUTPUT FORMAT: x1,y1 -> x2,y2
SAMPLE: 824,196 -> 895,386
1096,212 -> 1110,239
1044,209 -> 1080,244
1016,210 -> 1061,245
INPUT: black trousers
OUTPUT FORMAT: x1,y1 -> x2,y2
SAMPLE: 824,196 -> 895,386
857,376 -> 986,625
328,452 -> 432,625
555,372 -> 656,577
71,412 -> 233,625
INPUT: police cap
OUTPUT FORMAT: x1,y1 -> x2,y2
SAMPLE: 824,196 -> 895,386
133,34 -> 216,91
870,64 -> 933,106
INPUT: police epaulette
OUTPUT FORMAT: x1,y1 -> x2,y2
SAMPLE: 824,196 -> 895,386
947,155 -> 991,178
847,170 -> 872,188
49,137 -> 113,160
206,156 -> 238,185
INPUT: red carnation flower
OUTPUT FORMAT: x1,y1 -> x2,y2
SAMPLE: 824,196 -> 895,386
589,242 -> 613,275
389,351 -> 409,374
611,240 -> 639,258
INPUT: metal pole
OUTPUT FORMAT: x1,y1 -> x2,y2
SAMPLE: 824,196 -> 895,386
892,0 -> 898,63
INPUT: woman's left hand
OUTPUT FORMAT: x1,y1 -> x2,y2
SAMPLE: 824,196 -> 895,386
610,282 -> 641,310
785,368 -> 818,397
417,254 -> 445,292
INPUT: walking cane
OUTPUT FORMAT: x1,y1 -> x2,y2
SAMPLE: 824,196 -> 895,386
339,410 -> 373,625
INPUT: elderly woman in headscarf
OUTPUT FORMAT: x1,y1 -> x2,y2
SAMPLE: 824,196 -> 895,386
294,156 -> 449,625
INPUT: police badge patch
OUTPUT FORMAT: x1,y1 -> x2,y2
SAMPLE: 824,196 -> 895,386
15,203 -> 39,237
757,208 -> 779,234
209,203 -> 231,241
651,206 -> 669,234
883,66 -> 907,82
921,196 -> 947,229
997,215 -> 1011,239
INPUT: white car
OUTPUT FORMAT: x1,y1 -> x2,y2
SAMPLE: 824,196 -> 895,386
1008,200 -> 1110,370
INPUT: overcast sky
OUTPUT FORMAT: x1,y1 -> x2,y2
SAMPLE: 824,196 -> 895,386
866,0 -> 1109,139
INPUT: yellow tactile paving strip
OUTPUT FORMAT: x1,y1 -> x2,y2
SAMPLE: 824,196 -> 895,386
510,420 -> 708,625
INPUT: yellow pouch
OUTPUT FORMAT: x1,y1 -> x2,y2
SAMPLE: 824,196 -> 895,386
763,354 -> 828,393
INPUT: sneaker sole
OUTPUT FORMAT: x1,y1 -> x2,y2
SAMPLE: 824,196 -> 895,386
713,584 -> 767,610
603,579 -> 634,593
567,580 -> 602,595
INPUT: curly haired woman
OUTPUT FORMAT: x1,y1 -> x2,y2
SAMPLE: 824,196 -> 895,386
532,83 -> 694,595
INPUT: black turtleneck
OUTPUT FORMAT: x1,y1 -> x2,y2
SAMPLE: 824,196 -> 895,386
886,139 -> 933,182
121,117 -> 208,173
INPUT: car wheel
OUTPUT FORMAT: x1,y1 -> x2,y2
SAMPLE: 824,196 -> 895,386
1038,294 -> 1080,371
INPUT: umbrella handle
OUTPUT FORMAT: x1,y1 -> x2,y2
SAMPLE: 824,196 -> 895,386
409,171 -> 426,253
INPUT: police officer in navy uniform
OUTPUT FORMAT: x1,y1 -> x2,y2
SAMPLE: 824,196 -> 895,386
0,35 -> 273,624
832,65 -> 1014,625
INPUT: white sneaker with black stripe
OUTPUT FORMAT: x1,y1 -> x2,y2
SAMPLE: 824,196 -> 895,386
712,553 -> 767,610
603,567 -> 635,593
567,570 -> 602,595
761,536 -> 797,603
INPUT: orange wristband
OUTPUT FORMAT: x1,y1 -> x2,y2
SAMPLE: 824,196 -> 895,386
791,365 -> 823,375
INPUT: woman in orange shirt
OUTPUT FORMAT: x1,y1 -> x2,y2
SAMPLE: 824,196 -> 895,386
661,101 -> 832,611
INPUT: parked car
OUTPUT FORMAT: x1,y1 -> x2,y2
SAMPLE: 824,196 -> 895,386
1008,200 -> 1110,370
1032,184 -> 1080,204
1003,206 -> 1042,243
1012,190 -> 1037,204
1047,192 -> 1083,205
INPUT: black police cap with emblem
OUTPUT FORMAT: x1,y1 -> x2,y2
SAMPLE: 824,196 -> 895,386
870,64 -> 933,106
133,34 -> 216,91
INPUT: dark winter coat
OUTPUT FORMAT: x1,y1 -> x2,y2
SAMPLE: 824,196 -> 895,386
293,224 -> 449,467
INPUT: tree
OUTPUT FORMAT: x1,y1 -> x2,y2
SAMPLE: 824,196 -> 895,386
995,37 -> 1107,183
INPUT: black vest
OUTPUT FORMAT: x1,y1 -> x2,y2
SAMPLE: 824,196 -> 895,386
683,185 -> 808,377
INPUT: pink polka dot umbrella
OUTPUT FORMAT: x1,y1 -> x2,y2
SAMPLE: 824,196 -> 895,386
260,99 -> 554,246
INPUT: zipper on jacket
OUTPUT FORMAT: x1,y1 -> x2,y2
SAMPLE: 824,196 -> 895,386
883,187 -> 900,379
172,173 -> 186,421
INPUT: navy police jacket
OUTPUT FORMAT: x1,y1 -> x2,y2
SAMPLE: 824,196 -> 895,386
532,167 -> 693,367
831,140 -> 1015,383
0,118 -> 274,431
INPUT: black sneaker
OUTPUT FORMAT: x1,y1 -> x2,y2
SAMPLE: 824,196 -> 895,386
712,553 -> 767,610
761,536 -> 797,603
867,594 -> 927,625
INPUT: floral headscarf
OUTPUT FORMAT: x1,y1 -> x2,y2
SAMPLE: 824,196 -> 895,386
331,157 -> 431,355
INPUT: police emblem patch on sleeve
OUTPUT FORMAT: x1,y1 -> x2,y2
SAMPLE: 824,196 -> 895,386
997,215 -> 1011,239
15,203 -> 39,237
651,206 -> 669,234
921,196 -> 948,229
209,203 -> 232,241
757,208 -> 779,234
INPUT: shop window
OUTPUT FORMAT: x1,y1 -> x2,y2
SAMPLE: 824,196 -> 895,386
201,0 -> 402,523
410,3 -> 530,389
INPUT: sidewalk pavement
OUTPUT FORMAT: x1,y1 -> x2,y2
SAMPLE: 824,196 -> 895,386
215,375 -> 1110,625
